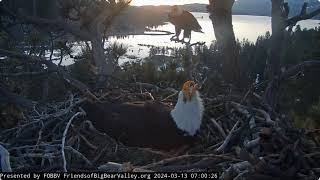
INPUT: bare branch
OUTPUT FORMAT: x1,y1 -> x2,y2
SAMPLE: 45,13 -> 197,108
210,118 -> 227,138
190,42 -> 206,47
0,145 -> 12,172
61,110 -> 86,172
0,5 -> 91,40
230,102 -> 275,125
0,83 -> 35,109
280,60 -> 320,80
98,162 -> 134,172
286,7 -> 320,27
134,82 -> 178,94
0,49 -> 98,100
140,153 -> 241,170
216,120 -> 241,153
0,70 -> 56,77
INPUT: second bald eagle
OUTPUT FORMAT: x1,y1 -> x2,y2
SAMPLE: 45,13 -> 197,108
168,5 -> 203,43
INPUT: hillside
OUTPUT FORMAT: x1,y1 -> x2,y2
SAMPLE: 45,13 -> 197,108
183,0 -> 320,17
110,0 -> 320,34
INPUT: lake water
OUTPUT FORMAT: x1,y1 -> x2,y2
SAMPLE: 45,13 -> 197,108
66,13 -> 320,65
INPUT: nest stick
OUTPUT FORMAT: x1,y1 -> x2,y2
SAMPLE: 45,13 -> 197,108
0,145 -> 12,172
61,111 -> 85,172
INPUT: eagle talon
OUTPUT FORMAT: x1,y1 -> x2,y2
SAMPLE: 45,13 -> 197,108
170,36 -> 179,42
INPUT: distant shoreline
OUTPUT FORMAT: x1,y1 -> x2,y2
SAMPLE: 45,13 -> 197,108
131,2 -> 320,19
109,13 -> 320,37
189,12 -> 271,18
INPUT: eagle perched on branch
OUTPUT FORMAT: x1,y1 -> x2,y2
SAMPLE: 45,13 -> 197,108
82,81 -> 204,151
168,5 -> 203,43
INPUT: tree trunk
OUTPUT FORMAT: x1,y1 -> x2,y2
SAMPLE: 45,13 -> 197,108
90,22 -> 115,85
267,0 -> 286,80
32,0 -> 37,17
41,78 -> 49,102
264,0 -> 286,110
1,0 -> 130,85
185,45 -> 194,80
207,0 -> 240,85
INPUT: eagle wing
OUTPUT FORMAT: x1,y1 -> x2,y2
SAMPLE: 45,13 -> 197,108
181,11 -> 202,32
168,10 -> 203,33
82,100 -> 192,150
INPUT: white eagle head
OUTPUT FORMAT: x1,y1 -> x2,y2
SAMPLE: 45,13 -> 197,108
170,81 -> 204,136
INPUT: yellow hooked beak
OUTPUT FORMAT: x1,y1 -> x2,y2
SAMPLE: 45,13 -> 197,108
182,81 -> 198,102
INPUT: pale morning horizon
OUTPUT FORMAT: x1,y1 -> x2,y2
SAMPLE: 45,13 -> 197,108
131,0 -> 209,6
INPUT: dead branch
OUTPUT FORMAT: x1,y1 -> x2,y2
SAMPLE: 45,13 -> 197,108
280,60 -> 320,80
230,102 -> 275,125
141,28 -> 174,36
161,91 -> 179,102
0,49 -> 99,101
190,42 -> 206,47
0,145 -> 12,172
216,120 -> 241,153
139,153 -> 241,170
64,146 -> 93,167
210,118 -> 227,138
77,134 -> 98,150
98,162 -> 134,172
134,82 -> 178,94
0,70 -> 56,77
286,8 -> 320,27
0,83 -> 35,109
220,161 -> 252,180
61,110 -> 86,172
244,138 -> 260,149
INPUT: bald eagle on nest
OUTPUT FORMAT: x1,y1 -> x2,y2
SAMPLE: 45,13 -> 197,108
82,81 -> 204,151
168,5 -> 203,43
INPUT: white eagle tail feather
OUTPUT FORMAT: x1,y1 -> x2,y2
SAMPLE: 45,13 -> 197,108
170,91 -> 204,136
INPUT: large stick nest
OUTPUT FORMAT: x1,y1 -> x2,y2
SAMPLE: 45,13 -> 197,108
0,82 -> 319,179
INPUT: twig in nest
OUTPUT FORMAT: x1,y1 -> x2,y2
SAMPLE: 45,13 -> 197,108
244,137 -> 260,149
97,91 -> 112,101
206,123 -> 217,139
0,145 -> 12,172
138,148 -> 173,158
240,88 -> 252,104
139,153 -> 241,170
144,92 -> 155,101
216,120 -> 241,153
134,82 -> 178,94
93,142 -> 110,163
161,91 -> 179,102
61,110 -> 86,172
210,118 -> 227,138
230,102 -> 275,126
34,121 -> 44,150
81,120 -> 106,136
208,141 -> 223,150
78,134 -> 97,150
220,161 -> 252,180
64,146 -> 93,167
98,162 -> 135,172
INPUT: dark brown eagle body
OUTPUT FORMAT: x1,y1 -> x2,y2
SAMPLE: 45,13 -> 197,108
81,101 -> 197,150
168,6 -> 203,43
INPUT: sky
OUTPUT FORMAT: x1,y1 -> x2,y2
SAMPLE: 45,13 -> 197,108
131,0 -> 209,6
